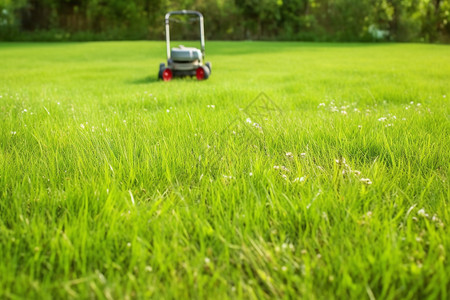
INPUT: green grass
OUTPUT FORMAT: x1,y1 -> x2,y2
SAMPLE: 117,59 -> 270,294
0,41 -> 449,299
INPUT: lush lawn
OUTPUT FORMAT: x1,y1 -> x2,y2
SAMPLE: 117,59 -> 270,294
0,41 -> 449,299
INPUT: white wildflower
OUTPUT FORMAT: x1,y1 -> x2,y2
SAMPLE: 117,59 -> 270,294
378,117 -> 387,122
281,266 -> 288,272
246,118 -> 252,123
166,109 -> 170,113
204,257 -> 211,264
293,177 -> 305,183
286,152 -> 293,158
360,178 -> 372,185
249,172 -> 253,176
318,103 -> 326,107
253,122 -> 262,129
300,153 -> 306,157
417,209 -> 428,218
80,124 -> 85,129
431,214 -> 444,227
11,131 -> 16,135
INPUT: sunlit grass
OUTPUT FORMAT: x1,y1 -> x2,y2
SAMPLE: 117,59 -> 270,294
0,41 -> 449,299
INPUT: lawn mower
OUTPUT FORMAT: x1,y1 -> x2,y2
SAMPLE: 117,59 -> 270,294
158,10 -> 211,81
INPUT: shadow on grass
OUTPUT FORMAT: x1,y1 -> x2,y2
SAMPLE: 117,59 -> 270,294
128,76 -> 159,85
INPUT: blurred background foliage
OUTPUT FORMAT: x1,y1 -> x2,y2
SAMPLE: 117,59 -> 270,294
0,0 -> 449,42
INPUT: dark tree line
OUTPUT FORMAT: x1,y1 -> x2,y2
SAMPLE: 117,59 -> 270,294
1,0 -> 449,42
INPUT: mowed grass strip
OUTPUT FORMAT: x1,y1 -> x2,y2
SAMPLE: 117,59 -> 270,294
0,41 -> 449,299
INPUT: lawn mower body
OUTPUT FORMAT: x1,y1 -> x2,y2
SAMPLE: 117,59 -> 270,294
158,10 -> 211,81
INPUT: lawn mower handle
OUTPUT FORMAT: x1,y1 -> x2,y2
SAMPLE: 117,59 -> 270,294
165,10 -> 205,60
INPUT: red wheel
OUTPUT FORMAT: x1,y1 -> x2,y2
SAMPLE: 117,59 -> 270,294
196,67 -> 205,80
162,68 -> 173,81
